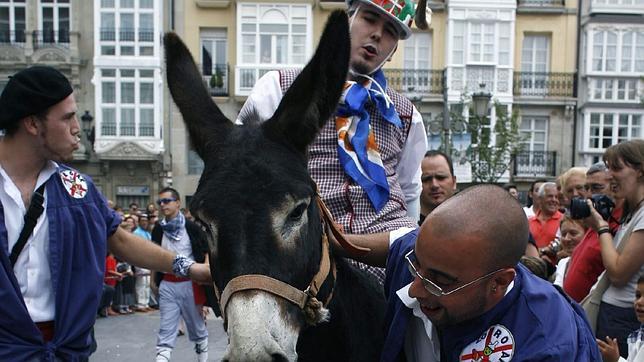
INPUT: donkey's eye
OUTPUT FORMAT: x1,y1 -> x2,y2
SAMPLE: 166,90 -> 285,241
288,203 -> 307,222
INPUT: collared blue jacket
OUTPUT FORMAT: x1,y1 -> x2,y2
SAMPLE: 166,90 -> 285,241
382,229 -> 601,362
0,165 -> 120,361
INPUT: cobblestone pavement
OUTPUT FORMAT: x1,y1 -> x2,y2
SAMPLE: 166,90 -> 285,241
92,310 -> 227,361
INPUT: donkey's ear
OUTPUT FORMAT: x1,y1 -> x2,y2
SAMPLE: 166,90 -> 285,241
164,32 -> 232,159
262,10 -> 350,154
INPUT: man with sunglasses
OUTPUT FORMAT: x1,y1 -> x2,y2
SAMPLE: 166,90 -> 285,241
564,162 -> 625,302
150,187 -> 217,362
379,184 -> 600,361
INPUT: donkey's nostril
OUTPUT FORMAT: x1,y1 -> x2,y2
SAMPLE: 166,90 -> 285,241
271,353 -> 289,362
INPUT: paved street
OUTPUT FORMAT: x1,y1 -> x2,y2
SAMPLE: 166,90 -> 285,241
93,310 -> 227,361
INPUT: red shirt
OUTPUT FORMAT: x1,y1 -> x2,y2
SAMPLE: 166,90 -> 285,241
528,210 -> 563,248
563,205 -> 623,302
104,255 -> 117,287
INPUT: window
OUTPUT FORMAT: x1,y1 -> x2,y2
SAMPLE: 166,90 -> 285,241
237,3 -> 311,93
587,112 -> 642,150
592,29 -> 644,73
99,0 -> 155,56
201,29 -> 228,96
239,4 -> 308,65
520,35 -> 550,95
590,78 -> 641,101
469,23 -> 495,63
188,150 -> 204,175
451,21 -> 465,65
403,32 -> 432,92
98,68 -> 156,138
520,116 -> 548,153
0,0 -> 25,44
39,0 -> 70,44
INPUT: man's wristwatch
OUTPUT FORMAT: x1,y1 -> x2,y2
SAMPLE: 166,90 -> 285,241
172,254 -> 195,278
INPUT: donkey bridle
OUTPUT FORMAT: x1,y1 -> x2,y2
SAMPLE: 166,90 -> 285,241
212,194 -> 369,327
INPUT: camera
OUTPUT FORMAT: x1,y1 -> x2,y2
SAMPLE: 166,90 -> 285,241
569,194 -> 615,220
539,238 -> 561,257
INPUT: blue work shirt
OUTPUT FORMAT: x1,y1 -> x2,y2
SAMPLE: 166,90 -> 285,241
0,165 -> 120,361
382,229 -> 601,361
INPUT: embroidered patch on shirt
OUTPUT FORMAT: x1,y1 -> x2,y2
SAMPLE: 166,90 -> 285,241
460,324 -> 515,361
60,170 -> 87,199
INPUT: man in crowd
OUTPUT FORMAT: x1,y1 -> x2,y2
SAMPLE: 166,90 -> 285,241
0,66 -> 210,360
384,185 -> 600,360
503,183 -> 519,199
528,182 -> 563,249
560,167 -> 590,211
523,179 -> 547,218
236,0 -> 428,282
419,150 -> 457,225
151,187 -> 211,362
133,214 -> 153,312
564,162 -> 624,302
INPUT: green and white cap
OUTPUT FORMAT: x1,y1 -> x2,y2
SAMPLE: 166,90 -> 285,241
348,0 -> 431,40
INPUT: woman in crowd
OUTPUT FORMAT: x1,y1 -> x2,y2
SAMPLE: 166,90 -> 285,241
553,216 -> 587,287
587,139 -> 644,358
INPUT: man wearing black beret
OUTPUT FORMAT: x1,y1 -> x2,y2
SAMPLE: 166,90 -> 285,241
0,66 -> 212,361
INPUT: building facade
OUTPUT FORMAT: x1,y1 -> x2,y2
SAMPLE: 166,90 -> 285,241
576,0 -> 643,166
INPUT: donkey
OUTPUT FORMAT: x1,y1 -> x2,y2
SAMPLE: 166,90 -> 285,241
164,10 -> 386,362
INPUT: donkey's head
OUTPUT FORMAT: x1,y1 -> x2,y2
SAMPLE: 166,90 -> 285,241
165,11 -> 350,362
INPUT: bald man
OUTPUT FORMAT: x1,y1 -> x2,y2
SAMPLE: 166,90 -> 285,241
338,185 -> 600,361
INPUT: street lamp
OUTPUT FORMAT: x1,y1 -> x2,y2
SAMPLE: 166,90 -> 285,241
471,83 -> 492,118
80,110 -> 94,147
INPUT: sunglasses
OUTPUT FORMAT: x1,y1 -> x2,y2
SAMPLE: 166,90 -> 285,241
405,249 -> 504,297
156,197 -> 177,205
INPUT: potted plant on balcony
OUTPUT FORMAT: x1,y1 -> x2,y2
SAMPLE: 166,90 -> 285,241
209,67 -> 224,89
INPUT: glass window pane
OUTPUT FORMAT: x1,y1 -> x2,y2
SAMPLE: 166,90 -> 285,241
121,69 -> 135,77
102,69 -> 116,77
139,109 -> 154,136
120,109 -> 135,136
101,0 -> 115,7
120,0 -> 134,8
101,108 -> 116,136
139,69 -> 153,78
102,82 -> 115,103
121,82 -> 134,103
140,0 -> 153,8
140,82 -> 153,103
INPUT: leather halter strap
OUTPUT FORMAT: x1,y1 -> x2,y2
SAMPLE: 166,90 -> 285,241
220,228 -> 332,318
215,195 -> 368,325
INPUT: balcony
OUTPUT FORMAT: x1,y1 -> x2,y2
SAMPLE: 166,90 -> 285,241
99,28 -> 155,42
513,72 -> 576,99
33,29 -> 70,48
384,69 -> 444,99
201,63 -> 229,97
590,0 -> 644,15
0,30 -> 26,46
517,0 -> 565,13
513,150 -> 557,178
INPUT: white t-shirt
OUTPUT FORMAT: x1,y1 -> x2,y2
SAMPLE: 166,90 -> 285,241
602,206 -> 644,308
0,161 -> 57,322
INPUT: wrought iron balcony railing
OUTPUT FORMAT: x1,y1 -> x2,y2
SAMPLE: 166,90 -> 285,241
0,30 -> 26,45
33,29 -> 70,48
518,0 -> 564,6
99,28 -> 155,42
201,63 -> 229,97
513,150 -> 557,177
383,69 -> 444,97
513,71 -> 576,98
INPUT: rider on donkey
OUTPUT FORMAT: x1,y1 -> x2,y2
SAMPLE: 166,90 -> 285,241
237,0 -> 431,284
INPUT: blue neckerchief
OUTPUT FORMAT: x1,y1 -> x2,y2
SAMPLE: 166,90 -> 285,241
160,212 -> 185,241
335,69 -> 402,211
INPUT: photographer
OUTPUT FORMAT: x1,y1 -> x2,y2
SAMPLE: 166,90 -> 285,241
564,162 -> 624,303
585,140 -> 644,359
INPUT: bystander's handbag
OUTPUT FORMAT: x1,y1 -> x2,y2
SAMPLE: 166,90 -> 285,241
580,271 -> 610,334
581,216 -> 636,334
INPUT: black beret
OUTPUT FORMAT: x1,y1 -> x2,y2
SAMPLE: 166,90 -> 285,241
0,66 -> 73,130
